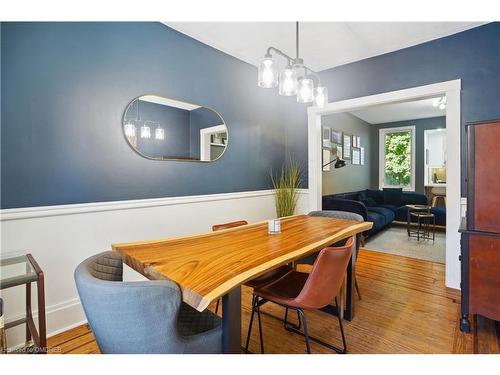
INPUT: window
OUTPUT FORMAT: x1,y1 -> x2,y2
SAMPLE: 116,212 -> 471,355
379,126 -> 415,191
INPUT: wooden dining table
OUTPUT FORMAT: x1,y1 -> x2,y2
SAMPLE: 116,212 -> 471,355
112,214 -> 372,353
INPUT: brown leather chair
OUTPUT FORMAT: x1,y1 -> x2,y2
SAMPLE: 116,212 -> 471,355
211,220 -> 249,232
211,220 -> 293,315
245,236 -> 354,354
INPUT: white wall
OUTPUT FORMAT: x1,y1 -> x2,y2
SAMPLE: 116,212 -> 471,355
0,189 -> 309,348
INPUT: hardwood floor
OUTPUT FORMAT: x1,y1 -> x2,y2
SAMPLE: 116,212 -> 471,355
47,249 -> 499,354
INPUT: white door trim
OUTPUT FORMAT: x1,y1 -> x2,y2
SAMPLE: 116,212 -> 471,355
307,79 -> 461,289
378,125 -> 416,191
200,124 -> 226,161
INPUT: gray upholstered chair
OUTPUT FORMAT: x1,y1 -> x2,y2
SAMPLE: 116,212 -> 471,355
74,251 -> 222,354
304,210 -> 365,299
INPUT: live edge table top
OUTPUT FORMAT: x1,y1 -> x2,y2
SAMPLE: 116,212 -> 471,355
112,215 -> 372,312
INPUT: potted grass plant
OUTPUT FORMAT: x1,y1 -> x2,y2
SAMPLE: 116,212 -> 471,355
270,159 -> 303,218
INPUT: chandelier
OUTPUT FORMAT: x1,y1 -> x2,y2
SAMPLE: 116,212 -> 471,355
433,96 -> 447,110
257,22 -> 328,107
124,99 -> 165,140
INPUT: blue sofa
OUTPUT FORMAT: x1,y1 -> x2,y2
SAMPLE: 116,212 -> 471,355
322,189 -> 446,237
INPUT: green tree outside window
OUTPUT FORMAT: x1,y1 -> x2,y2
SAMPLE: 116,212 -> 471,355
384,131 -> 411,187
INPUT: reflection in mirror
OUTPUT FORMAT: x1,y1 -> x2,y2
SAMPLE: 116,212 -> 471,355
123,95 -> 227,161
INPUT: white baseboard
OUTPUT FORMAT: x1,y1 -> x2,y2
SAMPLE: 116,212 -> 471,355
5,298 -> 87,350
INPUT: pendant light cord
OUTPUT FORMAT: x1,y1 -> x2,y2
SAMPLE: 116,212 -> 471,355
296,21 -> 299,60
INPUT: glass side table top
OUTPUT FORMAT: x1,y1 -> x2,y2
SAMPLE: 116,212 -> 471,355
0,252 -> 38,290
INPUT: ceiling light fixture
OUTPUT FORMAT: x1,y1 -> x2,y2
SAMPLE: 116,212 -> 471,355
155,124 -> 165,140
124,121 -> 136,137
278,63 -> 298,96
141,121 -> 152,139
258,22 -> 328,107
433,96 -> 447,110
124,99 -> 142,137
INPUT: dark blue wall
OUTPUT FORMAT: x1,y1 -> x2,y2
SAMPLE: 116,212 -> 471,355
317,22 -> 500,196
2,22 -> 499,208
1,22 -> 302,209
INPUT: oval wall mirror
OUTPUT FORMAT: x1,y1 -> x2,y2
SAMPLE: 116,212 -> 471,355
122,95 -> 228,162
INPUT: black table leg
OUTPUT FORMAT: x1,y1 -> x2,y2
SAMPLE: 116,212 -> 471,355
407,209 -> 411,236
222,286 -> 241,354
344,249 -> 355,321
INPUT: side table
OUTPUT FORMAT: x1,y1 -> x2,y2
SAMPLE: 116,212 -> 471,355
406,205 -> 435,241
0,253 -> 46,354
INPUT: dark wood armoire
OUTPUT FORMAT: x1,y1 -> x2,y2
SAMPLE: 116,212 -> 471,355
459,120 -> 500,333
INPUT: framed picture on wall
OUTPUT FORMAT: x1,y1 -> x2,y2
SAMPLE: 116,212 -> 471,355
352,147 -> 361,165
343,134 -> 352,159
331,130 -> 342,144
322,127 -> 331,147
322,148 -> 332,171
360,147 -> 365,165
333,143 -> 342,159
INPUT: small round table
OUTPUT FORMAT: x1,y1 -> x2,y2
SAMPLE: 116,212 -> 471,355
406,205 -> 435,241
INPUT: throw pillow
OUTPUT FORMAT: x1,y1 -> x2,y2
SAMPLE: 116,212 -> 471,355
365,189 -> 384,205
383,188 -> 403,206
360,197 -> 377,207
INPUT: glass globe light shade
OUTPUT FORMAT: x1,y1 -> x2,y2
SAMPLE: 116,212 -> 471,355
278,65 -> 298,96
155,126 -> 165,140
140,124 -> 151,139
258,57 -> 278,88
313,86 -> 328,107
124,122 -> 136,137
297,77 -> 314,103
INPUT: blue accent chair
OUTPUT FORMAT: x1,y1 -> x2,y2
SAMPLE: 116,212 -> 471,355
74,251 -> 222,354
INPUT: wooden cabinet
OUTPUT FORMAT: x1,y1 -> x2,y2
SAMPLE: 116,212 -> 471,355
460,120 -> 500,333
469,235 -> 500,319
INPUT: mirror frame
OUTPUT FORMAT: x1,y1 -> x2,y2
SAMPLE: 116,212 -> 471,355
122,94 -> 229,162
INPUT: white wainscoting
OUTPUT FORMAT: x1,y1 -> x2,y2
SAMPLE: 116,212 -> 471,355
0,189 -> 309,348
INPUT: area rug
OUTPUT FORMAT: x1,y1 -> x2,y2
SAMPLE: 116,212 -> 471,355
365,225 -> 445,264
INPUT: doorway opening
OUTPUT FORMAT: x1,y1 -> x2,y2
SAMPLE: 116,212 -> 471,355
308,80 -> 460,289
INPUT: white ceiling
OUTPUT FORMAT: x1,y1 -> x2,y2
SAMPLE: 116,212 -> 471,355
165,22 -> 485,71
349,97 -> 446,124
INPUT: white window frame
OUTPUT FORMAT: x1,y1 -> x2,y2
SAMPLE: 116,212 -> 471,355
378,125 -> 416,191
